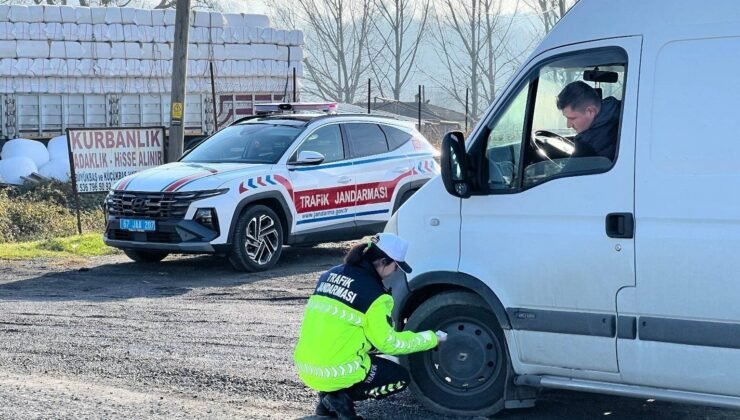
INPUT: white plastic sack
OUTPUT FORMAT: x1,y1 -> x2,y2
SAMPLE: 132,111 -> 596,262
223,13 -> 245,28
8,5 -> 30,23
211,12 -> 226,28
0,22 -> 11,40
90,7 -> 107,24
12,22 -> 30,39
124,42 -> 141,59
151,43 -> 171,60
120,8 -> 136,25
43,5 -> 63,23
244,14 -> 270,28
18,41 -> 49,59
0,157 -> 37,185
46,135 -> 69,161
28,22 -> 45,40
60,6 -> 76,23
210,28 -> 224,43
39,159 -> 71,182
75,7 -> 92,24
2,138 -> 50,168
193,10 -> 210,27
44,22 -> 65,41
134,9 -> 153,26
150,9 -> 165,27
27,5 -> 43,23
271,29 -> 287,46
164,9 -> 176,26
0,42 -> 16,59
0,5 -> 9,23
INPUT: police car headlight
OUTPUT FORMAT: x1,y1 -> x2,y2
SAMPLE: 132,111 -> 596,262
385,211 -> 399,235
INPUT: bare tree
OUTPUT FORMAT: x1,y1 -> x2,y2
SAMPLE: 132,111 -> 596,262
523,0 -> 575,33
367,0 -> 430,100
271,0 -> 374,103
426,0 -> 526,119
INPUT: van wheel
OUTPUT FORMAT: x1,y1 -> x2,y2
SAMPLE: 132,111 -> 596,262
228,205 -> 283,272
123,249 -> 169,263
403,291 -> 508,417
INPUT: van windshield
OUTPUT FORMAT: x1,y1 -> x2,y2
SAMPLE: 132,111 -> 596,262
182,123 -> 305,164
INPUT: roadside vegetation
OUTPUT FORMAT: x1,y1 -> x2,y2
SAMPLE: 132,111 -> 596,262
0,181 -> 115,258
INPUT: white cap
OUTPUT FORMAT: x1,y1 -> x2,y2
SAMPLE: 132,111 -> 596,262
370,233 -> 412,273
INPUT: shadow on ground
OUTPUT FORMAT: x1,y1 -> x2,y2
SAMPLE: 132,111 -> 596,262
0,244 -> 347,303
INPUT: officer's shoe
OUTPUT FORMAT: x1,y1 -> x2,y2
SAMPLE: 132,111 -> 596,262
321,392 -> 363,420
316,392 -> 337,417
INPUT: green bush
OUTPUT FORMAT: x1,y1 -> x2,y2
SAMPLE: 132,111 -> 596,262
0,181 -> 106,243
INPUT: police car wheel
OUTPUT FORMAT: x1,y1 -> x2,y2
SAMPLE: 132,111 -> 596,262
228,205 -> 284,272
403,291 -> 508,417
123,249 -> 169,263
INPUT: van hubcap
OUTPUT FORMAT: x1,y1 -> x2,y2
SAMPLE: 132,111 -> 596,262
428,320 -> 502,392
244,214 -> 279,265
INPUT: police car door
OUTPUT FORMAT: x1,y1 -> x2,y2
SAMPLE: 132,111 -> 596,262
343,122 -> 411,236
288,123 -> 358,241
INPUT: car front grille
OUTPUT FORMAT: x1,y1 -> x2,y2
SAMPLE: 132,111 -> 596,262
105,189 -> 225,220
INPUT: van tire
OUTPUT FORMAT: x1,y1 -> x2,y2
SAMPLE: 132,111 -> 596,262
403,291 -> 508,417
228,205 -> 284,272
123,249 -> 169,263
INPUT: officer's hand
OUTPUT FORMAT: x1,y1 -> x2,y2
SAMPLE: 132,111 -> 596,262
435,330 -> 448,344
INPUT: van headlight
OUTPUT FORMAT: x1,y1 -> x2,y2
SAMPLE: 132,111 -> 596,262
385,211 -> 399,235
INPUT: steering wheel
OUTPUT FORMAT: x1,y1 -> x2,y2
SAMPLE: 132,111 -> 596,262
531,130 -> 576,163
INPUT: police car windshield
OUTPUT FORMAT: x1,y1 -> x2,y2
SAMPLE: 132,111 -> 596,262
182,123 -> 304,164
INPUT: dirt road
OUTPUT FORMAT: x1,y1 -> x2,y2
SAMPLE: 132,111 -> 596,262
0,245 -> 737,419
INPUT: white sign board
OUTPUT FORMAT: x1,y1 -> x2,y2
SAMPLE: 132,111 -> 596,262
66,127 -> 165,193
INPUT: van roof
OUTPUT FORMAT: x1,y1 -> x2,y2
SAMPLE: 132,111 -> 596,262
534,0 -> 740,58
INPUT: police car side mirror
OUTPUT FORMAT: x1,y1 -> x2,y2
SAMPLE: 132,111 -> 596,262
290,150 -> 325,166
441,131 -> 472,198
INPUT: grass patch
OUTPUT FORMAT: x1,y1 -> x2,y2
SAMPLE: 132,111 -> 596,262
0,233 -> 119,260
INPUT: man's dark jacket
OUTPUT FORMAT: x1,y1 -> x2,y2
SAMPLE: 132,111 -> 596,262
572,96 -> 621,159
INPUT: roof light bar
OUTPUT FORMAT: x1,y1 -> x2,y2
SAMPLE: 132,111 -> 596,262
254,102 -> 338,115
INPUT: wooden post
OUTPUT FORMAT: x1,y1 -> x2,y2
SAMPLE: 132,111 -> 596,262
168,0 -> 192,163
210,61 -> 218,132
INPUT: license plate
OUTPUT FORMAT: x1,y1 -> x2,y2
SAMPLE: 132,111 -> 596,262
119,218 -> 156,232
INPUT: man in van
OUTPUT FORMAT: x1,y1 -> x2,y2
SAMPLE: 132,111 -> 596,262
556,81 -> 621,160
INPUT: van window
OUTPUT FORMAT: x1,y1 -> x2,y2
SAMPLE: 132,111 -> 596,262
345,123 -> 389,158
293,124 -> 344,163
481,49 -> 627,191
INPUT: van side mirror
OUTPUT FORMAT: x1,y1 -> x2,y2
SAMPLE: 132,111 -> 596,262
440,131 -> 471,198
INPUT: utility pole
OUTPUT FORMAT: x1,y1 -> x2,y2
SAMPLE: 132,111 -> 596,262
168,0 -> 192,163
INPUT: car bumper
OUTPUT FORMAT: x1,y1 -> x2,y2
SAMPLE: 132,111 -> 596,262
104,217 -> 226,254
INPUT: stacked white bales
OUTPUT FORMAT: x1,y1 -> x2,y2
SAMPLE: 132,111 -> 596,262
0,5 -> 304,95
0,135 -> 72,184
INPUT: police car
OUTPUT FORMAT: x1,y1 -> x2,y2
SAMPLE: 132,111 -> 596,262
103,103 -> 439,271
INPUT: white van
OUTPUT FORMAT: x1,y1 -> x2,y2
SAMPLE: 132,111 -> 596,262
386,0 -> 740,416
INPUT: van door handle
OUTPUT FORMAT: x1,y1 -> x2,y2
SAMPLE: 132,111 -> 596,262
605,213 -> 634,239
337,176 -> 352,184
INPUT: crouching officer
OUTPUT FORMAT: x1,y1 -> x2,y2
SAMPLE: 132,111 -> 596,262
294,233 -> 447,419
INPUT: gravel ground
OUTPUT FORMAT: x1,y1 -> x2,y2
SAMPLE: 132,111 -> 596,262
0,245 -> 738,419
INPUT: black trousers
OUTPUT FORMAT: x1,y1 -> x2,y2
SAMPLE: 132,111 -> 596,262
343,354 -> 410,401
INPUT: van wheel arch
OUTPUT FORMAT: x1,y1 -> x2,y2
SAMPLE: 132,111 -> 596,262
397,271 -> 511,331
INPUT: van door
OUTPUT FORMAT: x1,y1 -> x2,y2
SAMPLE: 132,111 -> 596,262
458,38 -> 640,374
618,25 -> 740,396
